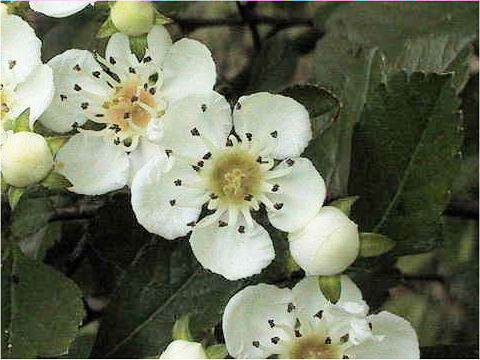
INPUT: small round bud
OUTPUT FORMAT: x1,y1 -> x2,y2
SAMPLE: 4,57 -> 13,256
288,206 -> 359,276
1,131 -> 53,187
111,1 -> 155,37
160,340 -> 207,359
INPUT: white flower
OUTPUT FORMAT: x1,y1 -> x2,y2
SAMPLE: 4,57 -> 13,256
131,91 -> 326,280
29,1 -> 93,18
1,131 -> 53,187
1,11 -> 54,128
39,26 -> 216,195
160,340 -> 207,359
289,206 -> 360,276
111,1 -> 155,37
222,276 -> 420,359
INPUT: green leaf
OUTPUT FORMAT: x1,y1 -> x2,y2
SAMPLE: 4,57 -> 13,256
61,321 -> 99,359
329,196 -> 359,216
12,109 -> 30,132
91,241 -> 246,358
359,233 -> 396,257
46,136 -> 69,156
172,314 -> 194,341
2,247 -> 85,358
317,275 -> 341,304
41,171 -> 72,190
18,222 -> 61,260
97,16 -> 118,39
7,187 -> 24,210
205,344 -> 228,359
349,72 -> 463,255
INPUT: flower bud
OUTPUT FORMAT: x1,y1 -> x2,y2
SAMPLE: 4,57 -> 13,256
111,1 -> 155,37
160,340 -> 207,359
1,131 -> 53,187
288,206 -> 359,276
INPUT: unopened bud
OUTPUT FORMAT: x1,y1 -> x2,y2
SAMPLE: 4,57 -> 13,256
111,1 -> 155,36
160,340 -> 207,359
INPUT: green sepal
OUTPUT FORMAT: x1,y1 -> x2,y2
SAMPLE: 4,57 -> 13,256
329,196 -> 360,216
286,252 -> 301,275
7,187 -> 25,209
153,10 -> 173,25
46,136 -> 69,156
97,16 -> 118,39
129,35 -> 148,60
13,109 -> 30,133
205,344 -> 228,359
318,275 -> 341,304
359,232 -> 396,257
41,172 -> 72,190
172,314 -> 194,342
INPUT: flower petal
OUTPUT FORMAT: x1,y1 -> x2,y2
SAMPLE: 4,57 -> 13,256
29,1 -> 92,18
105,32 -> 141,79
1,14 -> 41,85
160,91 -> 232,160
233,92 -> 311,159
131,156 -> 205,240
56,133 -> 129,195
128,137 -> 164,185
266,157 -> 326,232
9,64 -> 54,128
345,311 -> 420,359
146,25 -> 173,66
39,49 -> 111,133
222,284 -> 296,359
160,340 -> 206,359
161,39 -> 216,102
189,216 -> 274,280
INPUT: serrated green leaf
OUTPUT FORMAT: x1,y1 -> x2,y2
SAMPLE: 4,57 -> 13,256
46,136 -> 69,156
2,247 -> 85,358
359,233 -> 396,257
318,275 -> 341,304
206,344 -> 228,359
329,196 -> 359,216
7,187 -> 24,209
12,109 -> 30,132
349,72 -> 463,255
172,314 -> 194,342
41,171 -> 72,190
97,16 -> 118,39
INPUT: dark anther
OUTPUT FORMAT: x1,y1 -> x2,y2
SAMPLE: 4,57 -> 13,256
11,275 -> 19,284
238,226 -> 245,234
129,67 -> 136,74
109,124 -> 121,133
236,103 -> 242,110
201,104 -> 207,112
210,193 -> 218,200
325,337 -> 332,344
271,184 -> 279,192
114,138 -> 121,145
218,220 -> 228,228
244,194 -> 253,201
109,56 -> 116,65
202,152 -> 212,160
74,84 -> 82,91
143,56 -> 152,63
340,334 -> 349,343
143,83 -> 148,90
80,102 -> 89,110
270,130 -> 278,138
252,341 -> 260,348
131,95 -> 139,103
165,149 -> 173,157
295,330 -> 302,338
245,132 -> 253,141
256,156 -> 268,164
92,71 -> 101,78
368,322 -> 373,330
190,128 -> 200,136
226,138 -> 233,147
273,203 -> 284,210
72,122 -> 79,130
268,319 -> 275,328
174,179 -> 182,186
271,337 -> 280,344
343,356 -> 349,359
197,161 -> 204,168
286,159 -> 295,167
149,87 -> 156,95
192,165 -> 200,172
73,64 -> 81,71
169,199 -> 176,206
314,310 -> 323,319
287,303 -> 295,313
186,221 -> 196,227
95,113 -> 104,117
8,60 -> 16,69
124,112 -> 130,119
106,81 -> 114,88
60,94 -> 67,101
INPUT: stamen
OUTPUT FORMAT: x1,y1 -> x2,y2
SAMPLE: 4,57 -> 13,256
287,303 -> 295,313
314,310 -> 323,319
270,130 -> 278,138
201,104 -> 207,112
238,225 -> 245,233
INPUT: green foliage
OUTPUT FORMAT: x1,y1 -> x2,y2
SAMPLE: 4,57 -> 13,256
329,196 -> 359,216
359,233 -> 396,257
317,275 -> 341,304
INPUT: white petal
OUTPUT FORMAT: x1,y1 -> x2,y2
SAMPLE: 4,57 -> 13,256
288,206 -> 359,276
337,276 -> 364,305
160,340 -> 206,359
1,14 -> 41,85
160,91 -> 232,160
55,133 -> 129,195
131,156 -> 205,240
190,216 -> 274,280
39,49 -> 111,133
9,65 -> 54,128
346,311 -> 420,359
29,1 -> 92,18
233,92 -> 311,159
128,138 -> 164,185
266,157 -> 326,232
146,25 -> 172,66
222,284 -> 296,359
105,32 -> 140,77
161,39 -> 216,103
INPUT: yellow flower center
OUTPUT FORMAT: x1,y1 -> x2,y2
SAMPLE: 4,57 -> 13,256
285,334 -> 345,359
0,85 -> 14,120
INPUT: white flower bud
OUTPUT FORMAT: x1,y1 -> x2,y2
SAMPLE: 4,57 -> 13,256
1,131 -> 53,187
111,1 -> 155,37
288,206 -> 359,276
160,340 -> 207,359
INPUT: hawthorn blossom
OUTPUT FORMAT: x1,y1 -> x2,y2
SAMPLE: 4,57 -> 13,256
160,340 -> 207,359
222,276 -> 419,359
29,1 -> 93,18
39,26 -> 216,195
1,10 -> 54,128
131,91 -> 326,280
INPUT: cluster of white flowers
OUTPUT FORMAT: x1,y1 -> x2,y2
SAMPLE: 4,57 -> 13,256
1,3 -> 419,359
